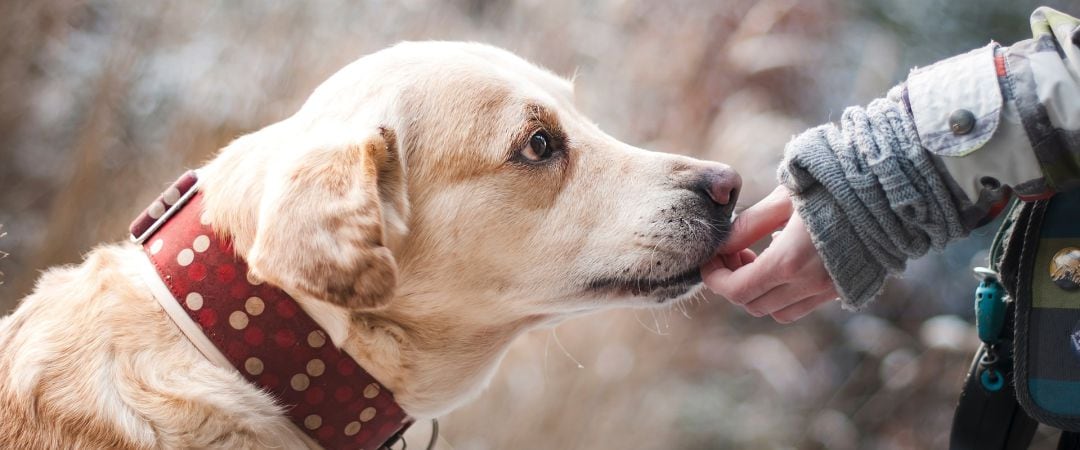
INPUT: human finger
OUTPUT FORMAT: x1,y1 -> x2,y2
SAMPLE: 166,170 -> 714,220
738,249 -> 757,265
702,256 -> 782,305
715,249 -> 758,271
743,282 -> 826,317
718,186 -> 793,254
770,293 -> 837,324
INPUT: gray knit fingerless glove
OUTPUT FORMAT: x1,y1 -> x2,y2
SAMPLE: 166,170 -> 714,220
777,87 -> 970,310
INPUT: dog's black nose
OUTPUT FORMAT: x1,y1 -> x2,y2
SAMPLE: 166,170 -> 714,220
694,164 -> 741,216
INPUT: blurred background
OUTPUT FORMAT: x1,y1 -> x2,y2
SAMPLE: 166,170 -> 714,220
1,0 -> 1076,448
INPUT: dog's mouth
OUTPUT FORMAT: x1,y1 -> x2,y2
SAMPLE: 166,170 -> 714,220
583,203 -> 731,303
585,266 -> 704,302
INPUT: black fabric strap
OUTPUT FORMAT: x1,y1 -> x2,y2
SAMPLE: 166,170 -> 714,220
952,201 -> 1038,450
1060,432 -> 1080,450
950,334 -> 1038,449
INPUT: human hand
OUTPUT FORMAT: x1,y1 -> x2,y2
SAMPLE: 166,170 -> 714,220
701,186 -> 839,323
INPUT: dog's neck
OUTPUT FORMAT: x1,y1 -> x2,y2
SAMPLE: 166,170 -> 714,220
345,294 -> 552,417
198,157 -> 555,418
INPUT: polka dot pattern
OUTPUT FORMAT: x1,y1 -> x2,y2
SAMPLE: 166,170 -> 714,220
345,421 -> 362,436
363,383 -> 380,399
291,373 -> 310,391
307,359 -> 325,377
308,330 -> 326,348
245,357 -> 264,375
150,239 -> 164,255
177,249 -> 194,267
128,171 -> 199,243
245,297 -> 264,316
148,201 -> 166,219
229,311 -> 249,330
193,235 -> 211,252
186,292 -> 204,310
139,187 -> 410,450
163,186 -> 182,205
246,271 -> 264,286
360,407 -> 377,422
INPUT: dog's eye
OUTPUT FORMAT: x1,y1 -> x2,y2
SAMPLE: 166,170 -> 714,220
520,130 -> 553,162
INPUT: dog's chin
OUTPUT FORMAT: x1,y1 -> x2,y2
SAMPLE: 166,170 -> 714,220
585,222 -> 729,305
586,267 -> 705,305
647,278 -> 706,305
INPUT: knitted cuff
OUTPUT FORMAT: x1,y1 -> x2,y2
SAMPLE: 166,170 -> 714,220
777,92 -> 969,310
788,183 -> 888,310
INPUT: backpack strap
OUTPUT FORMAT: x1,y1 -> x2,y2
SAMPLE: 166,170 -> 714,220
951,199 -> 1039,450
950,305 -> 1038,450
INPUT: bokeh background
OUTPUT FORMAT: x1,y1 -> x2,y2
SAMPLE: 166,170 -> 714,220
1,1 -> 1076,448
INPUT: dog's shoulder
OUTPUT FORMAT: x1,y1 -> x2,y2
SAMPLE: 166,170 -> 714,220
0,244 -> 309,449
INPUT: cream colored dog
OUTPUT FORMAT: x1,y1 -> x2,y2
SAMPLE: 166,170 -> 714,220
0,41 -> 739,448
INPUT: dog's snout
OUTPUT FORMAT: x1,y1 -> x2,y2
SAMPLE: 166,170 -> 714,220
693,164 -> 741,215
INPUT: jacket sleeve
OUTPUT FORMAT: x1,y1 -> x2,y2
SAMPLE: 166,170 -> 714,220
777,7 -> 1080,310
908,6 -> 1080,225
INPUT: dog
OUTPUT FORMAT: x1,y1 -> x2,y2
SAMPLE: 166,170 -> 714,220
0,41 -> 740,449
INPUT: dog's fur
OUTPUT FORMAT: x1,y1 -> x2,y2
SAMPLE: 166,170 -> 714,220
0,42 -> 737,448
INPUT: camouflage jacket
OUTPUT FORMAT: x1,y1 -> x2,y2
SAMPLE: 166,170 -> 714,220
855,6 -> 1079,427
859,6 -> 1080,426
777,7 -> 1080,310
917,7 -> 1080,220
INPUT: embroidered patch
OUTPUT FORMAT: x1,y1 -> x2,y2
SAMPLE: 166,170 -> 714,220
1051,247 -> 1080,291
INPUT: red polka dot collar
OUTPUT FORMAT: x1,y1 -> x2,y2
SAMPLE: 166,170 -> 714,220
130,171 -> 412,449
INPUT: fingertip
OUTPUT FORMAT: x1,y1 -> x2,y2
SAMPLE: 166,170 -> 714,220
766,184 -> 794,202
717,212 -> 754,253
719,188 -> 795,253
770,308 -> 804,323
701,265 -> 732,293
701,255 -> 722,273
739,249 -> 757,265
718,253 -> 736,270
745,306 -> 766,317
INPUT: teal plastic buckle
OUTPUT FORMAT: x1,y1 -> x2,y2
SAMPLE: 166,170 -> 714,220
974,267 -> 1007,345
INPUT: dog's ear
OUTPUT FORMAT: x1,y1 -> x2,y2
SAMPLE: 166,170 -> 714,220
247,127 -> 408,310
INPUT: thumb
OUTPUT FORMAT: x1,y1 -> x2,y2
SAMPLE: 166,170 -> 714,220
718,185 -> 793,253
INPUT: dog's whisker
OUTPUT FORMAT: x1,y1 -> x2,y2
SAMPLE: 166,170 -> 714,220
647,309 -> 670,336
550,327 -> 584,369
694,217 -> 726,235
633,310 -> 667,336
671,296 -> 687,318
695,290 -> 710,306
542,331 -> 552,378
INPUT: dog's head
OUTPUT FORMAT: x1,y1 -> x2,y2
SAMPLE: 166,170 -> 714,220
205,41 -> 739,321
